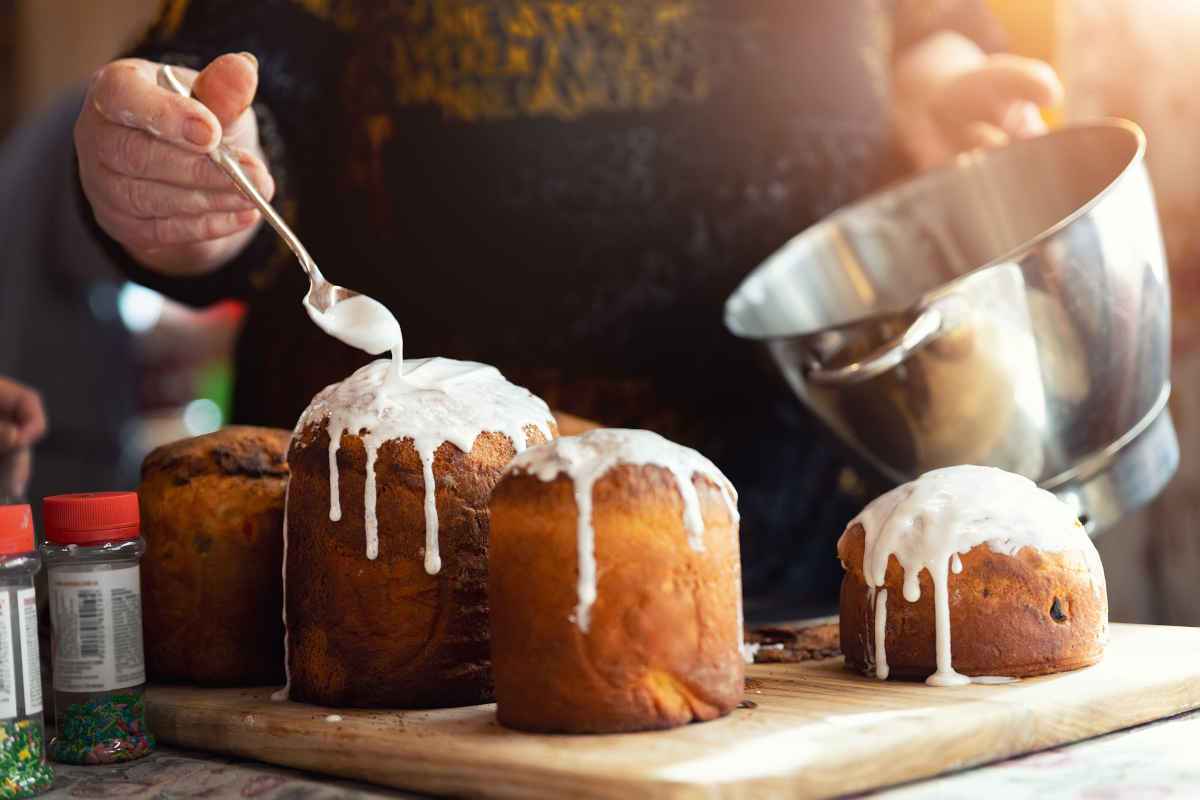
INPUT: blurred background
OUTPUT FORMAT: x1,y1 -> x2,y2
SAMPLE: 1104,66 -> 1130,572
1,0 -> 241,496
1,0 -> 1197,624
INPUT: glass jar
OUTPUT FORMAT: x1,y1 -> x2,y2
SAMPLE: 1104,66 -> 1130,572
42,493 -> 154,765
0,504 -> 53,798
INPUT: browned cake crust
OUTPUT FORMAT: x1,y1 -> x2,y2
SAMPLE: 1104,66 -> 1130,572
286,422 -> 552,709
139,426 -> 290,686
838,523 -> 1108,679
488,464 -> 745,733
746,621 -> 841,664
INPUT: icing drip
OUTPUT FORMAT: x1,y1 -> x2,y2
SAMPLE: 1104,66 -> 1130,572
327,436 -> 342,522
572,477 -> 598,629
927,564 -> 966,686
295,357 -> 554,572
363,436 -> 380,560
737,566 -> 753,663
506,429 -> 740,632
839,465 -> 1104,687
271,483 -> 291,703
419,448 -> 440,574
873,588 -> 889,680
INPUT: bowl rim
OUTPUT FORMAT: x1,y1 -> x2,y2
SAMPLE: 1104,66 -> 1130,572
724,118 -> 1148,342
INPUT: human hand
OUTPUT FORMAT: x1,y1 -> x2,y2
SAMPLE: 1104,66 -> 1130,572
74,53 -> 274,277
0,377 -> 46,453
0,377 -> 47,502
894,32 -> 1064,172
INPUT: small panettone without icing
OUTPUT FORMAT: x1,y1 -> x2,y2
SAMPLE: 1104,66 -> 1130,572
285,357 -> 556,709
837,465 -> 1108,685
489,429 -> 745,734
139,426 -> 290,686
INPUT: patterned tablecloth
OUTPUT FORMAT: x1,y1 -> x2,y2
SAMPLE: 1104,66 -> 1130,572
44,748 -> 420,800
42,709 -> 1200,799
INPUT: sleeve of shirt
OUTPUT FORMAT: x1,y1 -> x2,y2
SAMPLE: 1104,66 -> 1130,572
75,0 -> 328,308
893,0 -> 1010,56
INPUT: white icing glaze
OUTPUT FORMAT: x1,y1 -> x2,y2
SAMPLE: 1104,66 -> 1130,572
505,428 -> 739,632
271,482 -> 291,703
327,436 -> 342,522
839,465 -> 1104,687
295,357 -> 554,572
737,568 -> 754,663
873,588 -> 889,680
304,294 -> 403,356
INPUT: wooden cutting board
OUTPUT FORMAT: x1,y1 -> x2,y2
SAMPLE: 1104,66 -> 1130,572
146,623 -> 1200,799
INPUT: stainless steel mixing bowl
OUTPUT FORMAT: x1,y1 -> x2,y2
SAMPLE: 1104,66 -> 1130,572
725,119 -> 1176,533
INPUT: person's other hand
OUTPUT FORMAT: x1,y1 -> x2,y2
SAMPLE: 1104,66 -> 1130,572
894,32 -> 1064,172
0,377 -> 47,502
75,53 -> 274,277
0,377 -> 46,453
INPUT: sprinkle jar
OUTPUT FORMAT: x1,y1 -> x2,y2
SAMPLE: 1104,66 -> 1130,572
42,493 -> 154,764
0,504 -> 53,798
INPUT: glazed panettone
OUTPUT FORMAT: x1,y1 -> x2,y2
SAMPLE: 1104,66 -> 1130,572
139,426 -> 290,685
837,465 -> 1108,684
285,357 -> 555,708
488,428 -> 745,734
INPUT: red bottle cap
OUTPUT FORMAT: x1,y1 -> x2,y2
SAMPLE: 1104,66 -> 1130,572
0,504 -> 35,556
42,492 -> 140,545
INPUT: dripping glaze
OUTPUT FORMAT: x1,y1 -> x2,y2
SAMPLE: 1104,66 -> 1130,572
840,465 -> 1104,687
270,483 -> 291,702
294,357 -> 554,573
504,429 -> 742,644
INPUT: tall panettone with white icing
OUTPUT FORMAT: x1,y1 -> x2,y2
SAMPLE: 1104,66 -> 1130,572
284,356 -> 555,708
837,465 -> 1109,684
488,429 -> 745,733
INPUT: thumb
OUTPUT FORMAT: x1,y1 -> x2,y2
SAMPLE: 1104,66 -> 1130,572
192,52 -> 259,131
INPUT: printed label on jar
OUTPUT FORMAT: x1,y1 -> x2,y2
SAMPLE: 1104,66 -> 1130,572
49,565 -> 146,692
0,593 -> 15,718
17,587 -> 42,714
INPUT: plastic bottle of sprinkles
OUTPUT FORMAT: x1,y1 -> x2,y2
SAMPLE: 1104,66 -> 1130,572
41,493 -> 154,764
0,504 -> 53,797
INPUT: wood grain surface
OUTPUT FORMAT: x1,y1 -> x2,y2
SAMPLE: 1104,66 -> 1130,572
146,624 -> 1200,799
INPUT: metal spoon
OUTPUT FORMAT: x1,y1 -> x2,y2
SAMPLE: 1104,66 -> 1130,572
156,64 -> 350,314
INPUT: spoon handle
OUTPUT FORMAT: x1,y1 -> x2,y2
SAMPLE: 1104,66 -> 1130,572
156,64 -> 325,284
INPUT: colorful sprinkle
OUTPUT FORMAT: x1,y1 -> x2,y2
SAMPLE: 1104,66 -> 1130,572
49,694 -> 155,766
0,719 -> 53,798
